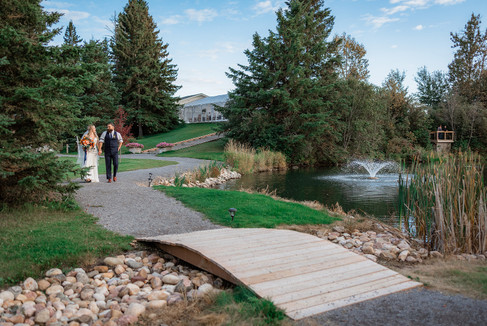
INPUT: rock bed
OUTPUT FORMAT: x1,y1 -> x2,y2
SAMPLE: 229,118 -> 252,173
151,168 -> 241,188
0,251 -> 223,326
319,225 -> 487,263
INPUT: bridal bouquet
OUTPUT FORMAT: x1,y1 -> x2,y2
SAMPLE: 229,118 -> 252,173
80,136 -> 95,151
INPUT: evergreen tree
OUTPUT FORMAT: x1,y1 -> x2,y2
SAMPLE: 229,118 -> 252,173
0,0 -> 80,204
446,13 -> 487,150
415,66 -> 449,110
63,20 -> 83,46
448,13 -> 487,103
80,39 -> 118,124
221,0 -> 341,164
111,0 -> 180,137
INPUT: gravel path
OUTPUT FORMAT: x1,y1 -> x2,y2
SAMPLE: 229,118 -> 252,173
297,287 -> 487,326
74,154 -> 220,237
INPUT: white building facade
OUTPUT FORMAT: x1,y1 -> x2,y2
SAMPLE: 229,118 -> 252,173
178,94 -> 229,123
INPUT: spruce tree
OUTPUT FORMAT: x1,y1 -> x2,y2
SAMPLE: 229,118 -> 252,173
63,20 -> 83,46
448,13 -> 487,103
221,0 -> 341,164
0,0 -> 80,204
80,39 -> 118,125
111,0 -> 180,137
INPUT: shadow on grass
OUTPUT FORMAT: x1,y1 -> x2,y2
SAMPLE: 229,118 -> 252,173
0,204 -> 132,287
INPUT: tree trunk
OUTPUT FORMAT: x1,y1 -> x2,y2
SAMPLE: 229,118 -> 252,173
138,122 -> 143,138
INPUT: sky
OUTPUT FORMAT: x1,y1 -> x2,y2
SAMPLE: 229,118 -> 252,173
41,0 -> 487,97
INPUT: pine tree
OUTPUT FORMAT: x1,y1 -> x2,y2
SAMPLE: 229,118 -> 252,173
0,0 -> 81,204
63,20 -> 83,46
80,39 -> 119,124
111,0 -> 180,137
221,0 -> 341,164
448,13 -> 487,103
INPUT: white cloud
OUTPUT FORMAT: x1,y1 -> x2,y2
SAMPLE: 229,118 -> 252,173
414,24 -> 424,30
253,1 -> 282,15
381,5 -> 409,15
162,15 -> 183,25
366,0 -> 464,29
46,8 -> 90,21
185,9 -> 218,23
391,45 -> 399,48
199,42 -> 240,60
434,0 -> 465,5
41,1 -> 74,8
364,15 -> 400,28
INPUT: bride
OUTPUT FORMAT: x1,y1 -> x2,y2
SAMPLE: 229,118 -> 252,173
77,125 -> 99,183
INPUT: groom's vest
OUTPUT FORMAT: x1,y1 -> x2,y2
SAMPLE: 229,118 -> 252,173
105,131 -> 119,154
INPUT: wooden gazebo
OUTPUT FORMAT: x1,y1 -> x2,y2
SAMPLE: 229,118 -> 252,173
430,131 -> 454,153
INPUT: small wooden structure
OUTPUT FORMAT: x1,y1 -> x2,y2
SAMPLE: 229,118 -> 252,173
139,228 -> 421,320
430,131 -> 454,153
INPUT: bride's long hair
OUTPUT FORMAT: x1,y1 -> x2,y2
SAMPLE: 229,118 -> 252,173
86,124 -> 99,139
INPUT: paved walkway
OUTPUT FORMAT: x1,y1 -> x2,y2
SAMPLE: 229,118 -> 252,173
171,133 -> 223,151
73,155 -> 219,237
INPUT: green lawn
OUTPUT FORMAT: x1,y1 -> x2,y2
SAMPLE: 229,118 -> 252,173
133,123 -> 221,150
157,139 -> 225,161
0,206 -> 132,286
156,186 -> 337,228
60,156 -> 178,179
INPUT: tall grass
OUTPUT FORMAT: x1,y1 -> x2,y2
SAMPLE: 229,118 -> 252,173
173,161 -> 225,186
224,140 -> 287,174
399,151 -> 487,254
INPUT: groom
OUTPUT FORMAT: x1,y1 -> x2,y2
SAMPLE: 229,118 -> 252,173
98,123 -> 123,183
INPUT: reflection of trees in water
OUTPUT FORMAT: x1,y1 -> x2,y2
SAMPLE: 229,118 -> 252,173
221,169 -> 400,220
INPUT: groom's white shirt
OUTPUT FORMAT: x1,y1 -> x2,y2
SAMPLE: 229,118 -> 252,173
99,130 -> 123,143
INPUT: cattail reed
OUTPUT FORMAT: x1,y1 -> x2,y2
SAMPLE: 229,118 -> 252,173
399,151 -> 487,254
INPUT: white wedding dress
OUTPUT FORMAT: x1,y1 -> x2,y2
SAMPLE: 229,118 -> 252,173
77,133 -> 99,182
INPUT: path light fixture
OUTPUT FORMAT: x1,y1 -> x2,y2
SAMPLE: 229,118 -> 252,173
148,173 -> 153,187
228,208 -> 237,221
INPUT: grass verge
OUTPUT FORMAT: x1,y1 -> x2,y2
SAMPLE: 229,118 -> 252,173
0,205 -> 132,287
158,139 -> 225,161
389,259 -> 487,300
134,123 -> 221,150
59,157 -> 178,179
156,186 -> 336,228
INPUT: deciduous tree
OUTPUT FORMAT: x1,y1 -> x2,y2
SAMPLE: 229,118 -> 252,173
334,33 -> 369,81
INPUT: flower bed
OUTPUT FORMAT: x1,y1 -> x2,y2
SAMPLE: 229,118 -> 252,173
156,142 -> 175,149
126,143 -> 144,154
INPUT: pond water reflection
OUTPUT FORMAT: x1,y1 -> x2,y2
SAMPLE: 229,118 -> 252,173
217,168 -> 401,221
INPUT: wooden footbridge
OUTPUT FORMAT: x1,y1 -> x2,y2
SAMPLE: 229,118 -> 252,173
139,228 -> 421,320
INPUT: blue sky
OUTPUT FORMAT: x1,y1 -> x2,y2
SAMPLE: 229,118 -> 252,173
42,0 -> 486,97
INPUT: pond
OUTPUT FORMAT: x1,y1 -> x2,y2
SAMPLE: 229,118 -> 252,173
217,167 -> 401,222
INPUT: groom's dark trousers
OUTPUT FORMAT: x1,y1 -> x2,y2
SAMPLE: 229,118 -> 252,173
104,132 -> 119,180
